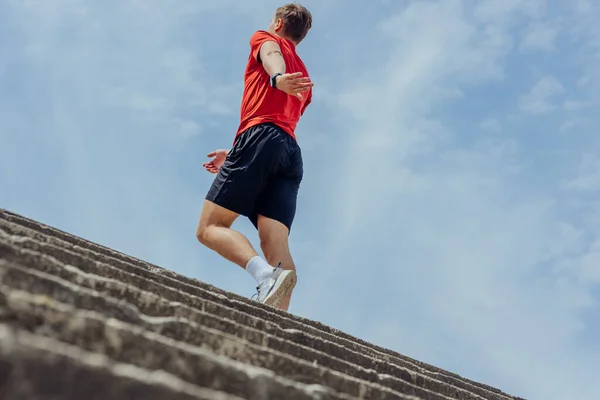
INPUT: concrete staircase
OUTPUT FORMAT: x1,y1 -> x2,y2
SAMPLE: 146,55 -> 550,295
0,209 -> 524,400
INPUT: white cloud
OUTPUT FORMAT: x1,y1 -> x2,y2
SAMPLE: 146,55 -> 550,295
563,153 -> 600,192
563,99 -> 591,110
480,117 -> 502,132
519,22 -> 558,51
558,117 -> 587,133
474,0 -> 543,20
519,75 -> 565,114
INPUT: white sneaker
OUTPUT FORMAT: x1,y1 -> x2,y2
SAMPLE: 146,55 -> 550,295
253,263 -> 296,308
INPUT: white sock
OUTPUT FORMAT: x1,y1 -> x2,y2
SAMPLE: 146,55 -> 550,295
246,256 -> 275,284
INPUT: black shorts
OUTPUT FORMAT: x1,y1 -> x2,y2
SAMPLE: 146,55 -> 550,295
206,123 -> 303,232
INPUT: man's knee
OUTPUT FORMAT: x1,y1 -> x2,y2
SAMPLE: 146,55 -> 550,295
196,200 -> 238,244
258,223 -> 288,251
259,236 -> 288,259
196,218 -> 235,244
196,223 -> 209,245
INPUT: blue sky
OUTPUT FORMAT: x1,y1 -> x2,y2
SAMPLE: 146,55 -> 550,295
1,0 -> 599,399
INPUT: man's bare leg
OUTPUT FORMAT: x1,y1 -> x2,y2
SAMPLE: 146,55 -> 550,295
197,201 -> 296,309
196,200 -> 259,268
257,214 -> 297,312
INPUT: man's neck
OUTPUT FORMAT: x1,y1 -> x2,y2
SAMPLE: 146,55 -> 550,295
272,32 -> 297,46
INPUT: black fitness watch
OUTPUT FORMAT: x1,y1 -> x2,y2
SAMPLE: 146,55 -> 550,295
270,72 -> 283,88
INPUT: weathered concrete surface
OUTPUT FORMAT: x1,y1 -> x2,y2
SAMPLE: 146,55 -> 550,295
0,209 -> 525,400
0,262 -> 455,400
0,324 -> 293,400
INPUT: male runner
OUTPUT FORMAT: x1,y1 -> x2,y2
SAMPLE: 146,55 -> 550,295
196,3 -> 313,312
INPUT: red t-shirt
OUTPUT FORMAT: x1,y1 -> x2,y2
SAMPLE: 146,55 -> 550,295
235,30 -> 312,141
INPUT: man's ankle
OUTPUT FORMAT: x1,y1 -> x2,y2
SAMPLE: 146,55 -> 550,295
246,256 -> 275,283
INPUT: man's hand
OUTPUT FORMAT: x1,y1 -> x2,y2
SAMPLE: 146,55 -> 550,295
202,149 -> 229,174
275,72 -> 314,100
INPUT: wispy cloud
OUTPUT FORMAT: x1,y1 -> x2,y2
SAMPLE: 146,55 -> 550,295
519,22 -> 557,51
519,75 -> 565,114
563,153 -> 600,192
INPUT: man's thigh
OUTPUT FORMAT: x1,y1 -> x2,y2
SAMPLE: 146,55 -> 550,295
197,199 -> 239,232
205,126 -> 278,217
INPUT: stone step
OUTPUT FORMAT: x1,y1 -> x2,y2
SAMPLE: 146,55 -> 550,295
0,211 -> 519,400
0,323 -> 336,400
0,268 -> 422,400
0,224 -> 512,400
1,259 -> 458,400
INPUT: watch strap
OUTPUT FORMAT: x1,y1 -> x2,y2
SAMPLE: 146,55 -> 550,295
270,72 -> 283,88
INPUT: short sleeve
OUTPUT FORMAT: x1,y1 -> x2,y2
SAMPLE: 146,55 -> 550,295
300,90 -> 312,115
250,30 -> 278,63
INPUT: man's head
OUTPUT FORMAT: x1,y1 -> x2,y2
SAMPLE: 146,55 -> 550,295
267,3 -> 312,44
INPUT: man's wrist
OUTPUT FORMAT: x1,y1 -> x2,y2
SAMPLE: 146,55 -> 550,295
270,72 -> 283,88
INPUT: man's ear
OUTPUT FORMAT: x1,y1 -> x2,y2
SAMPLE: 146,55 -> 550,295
274,18 -> 283,32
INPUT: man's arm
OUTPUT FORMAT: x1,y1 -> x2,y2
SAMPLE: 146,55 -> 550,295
258,40 -> 286,76
256,38 -> 313,100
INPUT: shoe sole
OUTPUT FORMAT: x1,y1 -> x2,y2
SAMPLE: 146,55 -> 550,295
263,269 -> 297,308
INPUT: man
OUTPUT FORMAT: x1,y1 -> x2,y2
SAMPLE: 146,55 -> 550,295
196,3 -> 314,312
